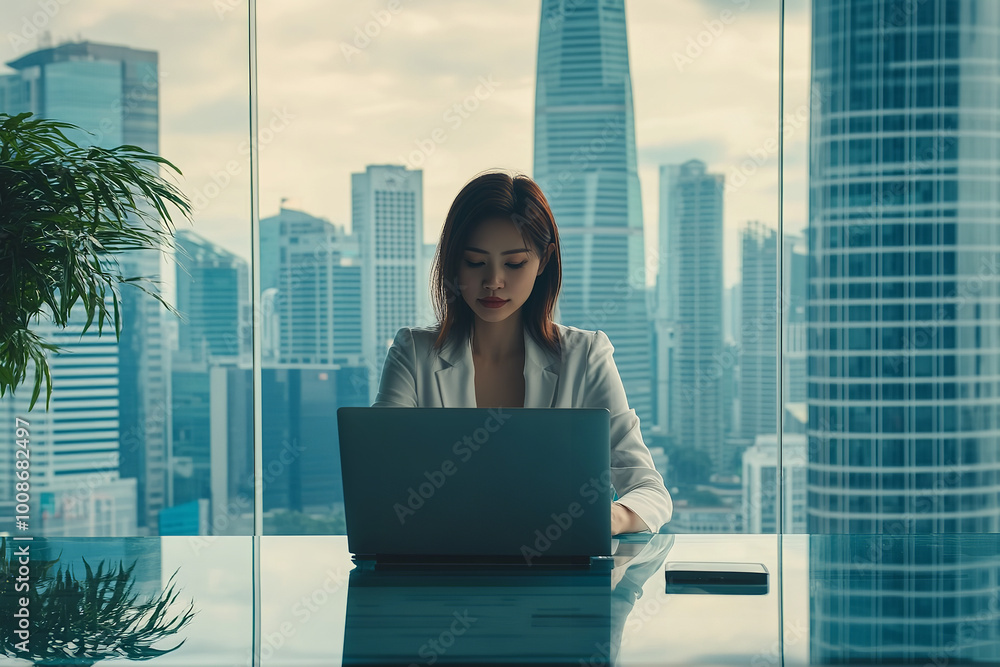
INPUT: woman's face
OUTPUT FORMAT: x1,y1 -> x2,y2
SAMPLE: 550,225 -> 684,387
457,217 -> 552,323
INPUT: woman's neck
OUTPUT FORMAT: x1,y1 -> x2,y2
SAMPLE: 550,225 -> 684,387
471,317 -> 525,362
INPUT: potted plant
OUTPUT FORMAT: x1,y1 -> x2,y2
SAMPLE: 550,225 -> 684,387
0,112 -> 192,409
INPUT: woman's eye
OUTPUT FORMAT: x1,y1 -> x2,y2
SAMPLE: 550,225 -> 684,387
464,261 -> 527,269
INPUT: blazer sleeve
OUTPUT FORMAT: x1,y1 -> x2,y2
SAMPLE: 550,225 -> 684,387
582,330 -> 673,532
372,327 -> 418,408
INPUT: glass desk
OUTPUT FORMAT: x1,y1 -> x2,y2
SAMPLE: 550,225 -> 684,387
1,534 -> 998,666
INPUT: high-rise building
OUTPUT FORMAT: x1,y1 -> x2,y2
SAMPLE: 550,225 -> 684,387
740,225 -> 809,440
259,206 -> 363,366
252,204 -> 369,529
658,160 -> 725,468
740,222 -> 779,440
175,231 -> 249,363
723,283 -> 741,346
533,0 -> 653,432
351,165 -> 423,402
807,0 -> 1000,534
170,233 -> 250,522
742,433 -> 807,534
783,236 -> 808,411
1,41 -> 163,533
808,1 -> 1000,663
0,315 -> 138,536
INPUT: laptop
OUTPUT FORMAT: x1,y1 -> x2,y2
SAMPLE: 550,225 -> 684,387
336,407 -> 613,567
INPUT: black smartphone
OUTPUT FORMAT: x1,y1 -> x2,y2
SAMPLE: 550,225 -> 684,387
664,561 -> 769,595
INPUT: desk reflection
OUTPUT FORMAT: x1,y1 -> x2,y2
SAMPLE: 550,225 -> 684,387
342,536 -> 673,666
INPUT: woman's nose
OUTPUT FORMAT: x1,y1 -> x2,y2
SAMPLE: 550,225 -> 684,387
484,270 -> 503,289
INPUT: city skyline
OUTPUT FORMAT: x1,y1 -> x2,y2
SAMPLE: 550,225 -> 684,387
0,0 -> 805,290
6,0 -> 999,541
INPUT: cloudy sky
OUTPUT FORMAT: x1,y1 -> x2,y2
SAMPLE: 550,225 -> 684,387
3,0 -> 812,288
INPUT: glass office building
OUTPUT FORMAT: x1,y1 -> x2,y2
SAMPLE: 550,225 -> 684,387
806,0 -> 1000,534
657,160 -> 725,468
807,1 -> 1000,663
533,0 -> 653,433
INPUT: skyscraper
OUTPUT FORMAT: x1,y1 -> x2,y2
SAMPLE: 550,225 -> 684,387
171,231 -> 249,513
742,433 -> 807,534
783,236 -> 808,411
533,0 -> 653,432
808,1 -> 1000,662
352,165 -> 423,402
254,205 -> 368,527
807,0 -> 1000,534
740,224 -> 809,439
258,206 -> 363,366
1,41 -> 163,534
0,314 -> 138,536
658,160 -> 725,468
175,231 -> 249,362
740,221 -> 779,440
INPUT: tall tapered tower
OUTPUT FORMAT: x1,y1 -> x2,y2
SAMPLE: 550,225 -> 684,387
533,0 -> 653,431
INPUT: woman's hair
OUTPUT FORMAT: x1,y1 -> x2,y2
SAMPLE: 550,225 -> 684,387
430,170 -> 562,357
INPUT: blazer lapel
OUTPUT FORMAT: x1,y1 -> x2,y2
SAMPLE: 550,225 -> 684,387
434,334 -> 476,407
434,326 -> 560,408
524,327 -> 560,408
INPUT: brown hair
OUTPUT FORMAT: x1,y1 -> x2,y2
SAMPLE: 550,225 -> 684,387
430,170 -> 562,357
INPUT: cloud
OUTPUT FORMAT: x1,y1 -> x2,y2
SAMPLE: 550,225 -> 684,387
1,0 -> 802,290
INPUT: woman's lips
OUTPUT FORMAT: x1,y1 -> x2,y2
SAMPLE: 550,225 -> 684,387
479,298 -> 509,308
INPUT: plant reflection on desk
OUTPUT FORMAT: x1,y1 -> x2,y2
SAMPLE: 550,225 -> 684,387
0,537 -> 196,666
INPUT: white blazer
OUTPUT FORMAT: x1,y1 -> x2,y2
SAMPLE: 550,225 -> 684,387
372,322 -> 673,533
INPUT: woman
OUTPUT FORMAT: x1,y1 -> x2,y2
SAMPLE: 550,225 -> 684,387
373,171 -> 672,534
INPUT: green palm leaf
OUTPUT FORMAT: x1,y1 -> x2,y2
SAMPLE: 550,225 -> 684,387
0,112 -> 192,410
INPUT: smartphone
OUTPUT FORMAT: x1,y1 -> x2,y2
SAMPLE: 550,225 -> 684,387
664,561 -> 769,595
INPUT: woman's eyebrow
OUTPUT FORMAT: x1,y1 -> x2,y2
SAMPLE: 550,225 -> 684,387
464,246 -> 530,255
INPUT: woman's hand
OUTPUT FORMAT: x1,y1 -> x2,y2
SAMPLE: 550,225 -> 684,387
611,501 -> 649,535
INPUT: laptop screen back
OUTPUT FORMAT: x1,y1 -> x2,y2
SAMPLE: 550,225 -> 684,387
336,407 -> 612,562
